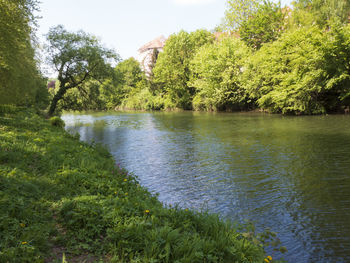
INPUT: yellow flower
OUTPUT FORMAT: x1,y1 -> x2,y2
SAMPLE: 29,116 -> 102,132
20,223 -> 25,228
125,192 -> 128,196
185,208 -> 189,212
114,191 -> 117,195
145,209 -> 150,213
123,179 -> 127,182
267,256 -> 272,261
21,241 -> 27,245
264,259 -> 269,263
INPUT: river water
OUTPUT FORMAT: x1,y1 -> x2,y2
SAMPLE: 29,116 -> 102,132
62,111 -> 350,262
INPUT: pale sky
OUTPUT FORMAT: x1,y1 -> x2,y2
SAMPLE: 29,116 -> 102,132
36,0 -> 293,61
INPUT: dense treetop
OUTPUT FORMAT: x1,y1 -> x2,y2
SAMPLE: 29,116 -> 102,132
0,0 -> 48,107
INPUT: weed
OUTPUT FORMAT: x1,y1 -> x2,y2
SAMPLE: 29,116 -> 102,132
49,116 -> 65,128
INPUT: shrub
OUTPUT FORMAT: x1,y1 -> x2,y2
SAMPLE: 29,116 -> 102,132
49,116 -> 65,128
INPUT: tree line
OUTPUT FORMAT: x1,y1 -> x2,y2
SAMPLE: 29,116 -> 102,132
1,0 -> 350,115
58,0 -> 350,115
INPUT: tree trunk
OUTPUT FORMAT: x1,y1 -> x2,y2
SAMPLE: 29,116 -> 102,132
47,85 -> 69,116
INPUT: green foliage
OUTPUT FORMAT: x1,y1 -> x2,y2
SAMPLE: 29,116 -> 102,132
240,0 -> 285,49
223,0 -> 262,30
244,25 -> 350,114
110,58 -> 148,108
56,58 -> 148,112
294,0 -> 350,28
0,0 -> 49,107
153,30 -> 215,109
0,109 -> 266,262
190,37 -> 252,111
58,80 -> 105,112
49,116 -> 65,128
148,48 -> 160,84
322,24 -> 350,106
46,25 -> 118,116
0,104 -> 25,114
120,88 -> 165,110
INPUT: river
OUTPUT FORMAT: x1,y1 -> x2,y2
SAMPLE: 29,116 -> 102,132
62,111 -> 350,262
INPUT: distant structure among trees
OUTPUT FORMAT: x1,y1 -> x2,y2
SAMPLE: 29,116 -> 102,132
137,35 -> 167,77
47,80 -> 56,89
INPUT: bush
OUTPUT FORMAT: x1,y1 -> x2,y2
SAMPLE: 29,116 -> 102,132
121,88 -> 165,110
49,116 -> 65,128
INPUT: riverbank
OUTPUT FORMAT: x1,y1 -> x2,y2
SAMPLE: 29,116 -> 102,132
0,107 -> 267,262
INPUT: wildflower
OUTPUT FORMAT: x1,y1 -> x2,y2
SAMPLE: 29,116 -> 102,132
114,191 -> 117,195
21,241 -> 27,245
185,208 -> 189,212
145,209 -> 150,214
267,256 -> 272,261
125,192 -> 128,196
123,179 -> 127,182
20,223 -> 25,228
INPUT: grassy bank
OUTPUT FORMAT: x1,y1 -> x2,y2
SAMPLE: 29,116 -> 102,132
0,107 -> 267,262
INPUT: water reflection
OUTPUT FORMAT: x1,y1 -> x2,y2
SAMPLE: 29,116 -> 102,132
63,111 -> 350,263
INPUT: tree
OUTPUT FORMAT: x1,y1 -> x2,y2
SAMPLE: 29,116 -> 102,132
190,37 -> 251,111
244,25 -> 350,114
101,57 -> 147,109
240,0 -> 285,49
152,30 -> 214,109
46,25 -> 118,116
223,0 -> 262,31
293,0 -> 350,28
0,0 -> 48,107
57,80 -> 105,111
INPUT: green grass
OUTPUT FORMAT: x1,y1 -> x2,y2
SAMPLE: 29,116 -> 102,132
0,107 -> 267,262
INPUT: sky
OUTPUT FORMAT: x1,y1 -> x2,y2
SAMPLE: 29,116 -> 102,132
36,0 -> 292,61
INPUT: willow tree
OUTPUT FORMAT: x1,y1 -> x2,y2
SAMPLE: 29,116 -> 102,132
46,25 -> 118,116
